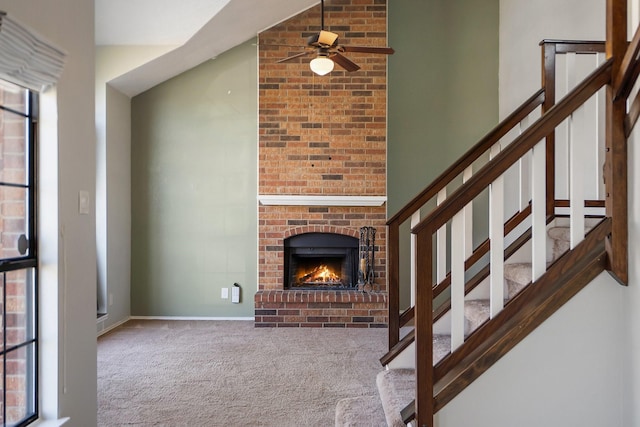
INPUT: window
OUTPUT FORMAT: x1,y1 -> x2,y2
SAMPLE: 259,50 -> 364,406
0,80 -> 38,426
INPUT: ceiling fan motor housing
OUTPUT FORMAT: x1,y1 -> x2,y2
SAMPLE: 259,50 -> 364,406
275,3 -> 394,73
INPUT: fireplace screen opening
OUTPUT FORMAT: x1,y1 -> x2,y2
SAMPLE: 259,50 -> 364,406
284,233 -> 358,290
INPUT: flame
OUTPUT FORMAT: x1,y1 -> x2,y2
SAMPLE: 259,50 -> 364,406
298,264 -> 341,284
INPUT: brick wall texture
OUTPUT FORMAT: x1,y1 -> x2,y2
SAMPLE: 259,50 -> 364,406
257,0 -> 389,327
0,85 -> 30,422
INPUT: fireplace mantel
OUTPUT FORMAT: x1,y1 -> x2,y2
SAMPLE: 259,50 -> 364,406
258,195 -> 386,207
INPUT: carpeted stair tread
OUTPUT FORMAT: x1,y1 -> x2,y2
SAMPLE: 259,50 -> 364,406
365,225 -> 592,427
548,225 -> 593,260
464,299 -> 490,335
377,368 -> 415,427
504,262 -> 532,299
335,395 -> 387,427
548,226 -> 571,259
503,226 -> 582,300
434,333 -> 451,364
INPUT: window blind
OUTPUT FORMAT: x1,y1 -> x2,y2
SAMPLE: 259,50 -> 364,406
0,11 -> 66,92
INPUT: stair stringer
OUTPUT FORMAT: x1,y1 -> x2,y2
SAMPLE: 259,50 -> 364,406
431,217 -> 612,412
392,218 -> 612,426
433,271 -> 623,427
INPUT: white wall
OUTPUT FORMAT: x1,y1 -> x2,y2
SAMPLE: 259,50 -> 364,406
625,102 -> 640,427
624,3 -> 640,423
435,1 -> 632,425
623,110 -> 640,427
499,0 -> 604,115
436,273 -> 623,427
0,0 -> 98,425
95,45 -> 174,333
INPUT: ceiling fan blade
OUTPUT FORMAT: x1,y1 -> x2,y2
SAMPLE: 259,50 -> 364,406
277,51 -> 313,63
340,45 -> 395,55
318,30 -> 339,47
330,53 -> 360,72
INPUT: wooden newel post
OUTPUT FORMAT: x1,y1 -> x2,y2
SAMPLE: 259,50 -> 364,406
542,41 -> 557,218
415,228 -> 434,427
605,0 -> 629,285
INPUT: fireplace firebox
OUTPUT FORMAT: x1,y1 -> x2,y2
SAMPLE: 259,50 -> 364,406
284,233 -> 359,290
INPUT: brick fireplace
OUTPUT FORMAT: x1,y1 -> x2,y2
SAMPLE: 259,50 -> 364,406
255,0 -> 389,328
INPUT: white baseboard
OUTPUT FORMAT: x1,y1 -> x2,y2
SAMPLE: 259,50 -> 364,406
99,316 -> 255,336
97,316 -> 131,337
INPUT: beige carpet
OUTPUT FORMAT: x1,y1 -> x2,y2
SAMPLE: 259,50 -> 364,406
98,319 -> 387,427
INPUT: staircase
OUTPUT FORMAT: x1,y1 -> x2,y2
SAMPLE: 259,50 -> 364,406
335,221 -> 608,426
372,222 -> 605,427
336,2 -> 637,425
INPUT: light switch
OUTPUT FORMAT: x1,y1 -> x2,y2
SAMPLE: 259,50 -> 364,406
79,191 -> 90,215
221,288 -> 229,299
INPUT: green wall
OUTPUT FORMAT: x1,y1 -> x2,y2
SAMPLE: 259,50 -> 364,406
131,39 -> 257,317
388,0 -> 499,214
129,1 -> 499,318
388,1 -> 499,308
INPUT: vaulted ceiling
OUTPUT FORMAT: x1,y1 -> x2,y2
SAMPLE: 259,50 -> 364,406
95,0 -> 318,96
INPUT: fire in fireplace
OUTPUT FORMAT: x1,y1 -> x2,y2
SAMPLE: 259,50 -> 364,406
284,233 -> 358,290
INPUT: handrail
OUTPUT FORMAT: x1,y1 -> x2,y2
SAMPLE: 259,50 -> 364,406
409,57 -> 613,427
413,59 -> 613,234
390,13 -> 632,424
386,88 -> 545,227
540,39 -> 605,53
625,89 -> 640,136
614,24 -> 640,100
386,88 -> 544,348
618,24 -> 640,135
386,44 -> 609,350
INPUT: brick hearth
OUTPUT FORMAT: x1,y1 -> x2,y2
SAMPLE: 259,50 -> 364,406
254,290 -> 387,328
256,0 -> 389,327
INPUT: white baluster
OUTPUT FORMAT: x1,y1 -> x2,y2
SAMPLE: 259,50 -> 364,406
566,52 -> 576,91
436,189 -> 447,283
632,0 -> 640,36
531,141 -> 547,281
410,210 -> 420,307
595,52 -> 606,201
451,211 -> 465,351
489,146 -> 504,317
519,116 -> 531,211
569,105 -> 586,248
463,167 -> 473,259
564,52 -> 585,247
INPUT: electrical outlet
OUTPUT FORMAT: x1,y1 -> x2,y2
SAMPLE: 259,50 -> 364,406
221,288 -> 229,299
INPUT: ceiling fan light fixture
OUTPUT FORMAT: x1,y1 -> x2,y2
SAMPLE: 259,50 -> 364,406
310,56 -> 334,75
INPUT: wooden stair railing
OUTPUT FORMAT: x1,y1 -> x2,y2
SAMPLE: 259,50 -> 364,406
410,59 -> 612,425
403,218 -> 611,425
386,89 -> 545,349
402,8 -> 640,423
386,39 -> 607,354
540,40 -> 606,218
418,61 -> 612,235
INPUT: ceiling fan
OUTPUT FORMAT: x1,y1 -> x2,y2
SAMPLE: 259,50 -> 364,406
276,0 -> 394,75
